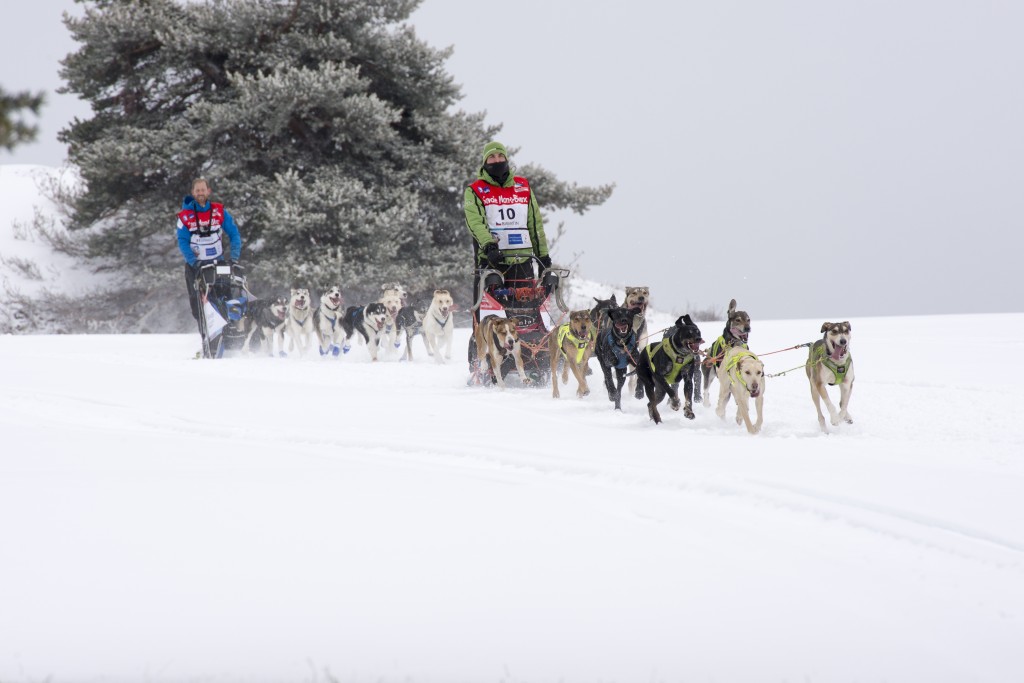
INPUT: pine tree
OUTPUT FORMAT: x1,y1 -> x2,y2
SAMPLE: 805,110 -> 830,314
57,0 -> 612,331
0,87 -> 44,151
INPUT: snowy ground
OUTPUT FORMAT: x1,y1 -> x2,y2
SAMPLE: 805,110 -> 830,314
2,313 -> 1023,683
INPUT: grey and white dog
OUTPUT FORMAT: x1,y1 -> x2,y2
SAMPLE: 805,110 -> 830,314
285,287 -> 315,357
806,321 -> 855,433
313,285 -> 345,357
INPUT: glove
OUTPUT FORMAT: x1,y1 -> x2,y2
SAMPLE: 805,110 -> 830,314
484,242 -> 503,269
539,254 -> 552,269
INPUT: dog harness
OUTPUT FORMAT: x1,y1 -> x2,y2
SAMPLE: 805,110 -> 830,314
811,342 -> 850,385
557,324 -> 591,364
646,338 -> 695,385
603,329 -> 637,370
709,334 -> 748,361
724,350 -> 760,391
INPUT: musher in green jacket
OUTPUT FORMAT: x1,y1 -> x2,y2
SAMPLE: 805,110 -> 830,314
464,141 -> 552,286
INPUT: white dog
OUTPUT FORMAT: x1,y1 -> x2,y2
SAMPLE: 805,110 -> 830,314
715,346 -> 765,434
806,321 -> 854,433
313,285 -> 345,357
421,289 -> 455,363
286,287 -> 315,356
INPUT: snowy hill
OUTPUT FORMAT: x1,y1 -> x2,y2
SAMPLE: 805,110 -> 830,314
3,163 -> 1024,682
1,314 -> 1023,683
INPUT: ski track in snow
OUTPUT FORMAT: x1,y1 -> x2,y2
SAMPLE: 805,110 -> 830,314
2,315 -> 1024,682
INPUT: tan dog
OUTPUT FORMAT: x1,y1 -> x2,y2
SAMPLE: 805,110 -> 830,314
421,289 -> 455,364
715,346 -> 765,434
379,287 -> 405,352
475,315 -> 530,389
624,286 -> 650,399
806,321 -> 854,433
549,309 -> 594,399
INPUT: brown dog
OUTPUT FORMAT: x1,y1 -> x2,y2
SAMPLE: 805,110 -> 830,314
550,309 -> 594,399
475,315 -> 530,389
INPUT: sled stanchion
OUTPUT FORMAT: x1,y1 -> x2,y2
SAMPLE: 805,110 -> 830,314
193,262 -> 253,359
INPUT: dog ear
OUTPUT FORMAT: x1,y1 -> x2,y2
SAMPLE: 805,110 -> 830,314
820,322 -> 833,333
728,299 -> 737,314
844,321 -> 851,331
610,294 -> 618,305
682,314 -> 694,326
674,315 -> 685,328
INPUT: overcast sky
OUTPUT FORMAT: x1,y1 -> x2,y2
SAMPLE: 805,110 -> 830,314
3,1 -> 1022,319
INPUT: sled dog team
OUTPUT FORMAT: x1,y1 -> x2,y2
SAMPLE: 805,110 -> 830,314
487,289 -> 853,435
246,283 -> 455,365
246,282 -> 854,434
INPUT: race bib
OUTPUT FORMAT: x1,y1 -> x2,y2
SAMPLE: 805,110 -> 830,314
491,228 -> 532,250
191,233 -> 223,260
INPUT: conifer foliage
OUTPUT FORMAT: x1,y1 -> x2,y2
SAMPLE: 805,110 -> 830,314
57,0 -> 612,331
0,87 -> 44,152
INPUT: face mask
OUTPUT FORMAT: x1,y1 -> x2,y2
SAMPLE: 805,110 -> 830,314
483,161 -> 510,183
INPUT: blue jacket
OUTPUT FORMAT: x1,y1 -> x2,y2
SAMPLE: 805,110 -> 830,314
176,195 -> 242,266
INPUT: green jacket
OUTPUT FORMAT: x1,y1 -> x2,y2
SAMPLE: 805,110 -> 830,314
464,169 -> 549,265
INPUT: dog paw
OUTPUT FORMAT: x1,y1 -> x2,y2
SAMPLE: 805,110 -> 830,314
634,389 -> 645,400
684,409 -> 695,420
647,404 -> 662,424
342,346 -> 351,354
278,351 -> 288,358
669,397 -> 681,411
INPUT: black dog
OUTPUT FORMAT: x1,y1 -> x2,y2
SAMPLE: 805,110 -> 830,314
635,314 -> 704,424
589,294 -> 618,329
243,295 -> 288,356
341,302 -> 389,360
594,306 -> 639,410
700,298 -> 751,406
584,294 -> 618,376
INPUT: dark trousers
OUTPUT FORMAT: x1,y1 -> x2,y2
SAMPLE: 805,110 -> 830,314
185,263 -> 201,321
472,259 -> 538,322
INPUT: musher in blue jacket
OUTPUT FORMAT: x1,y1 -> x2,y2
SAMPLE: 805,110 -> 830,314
176,178 -> 242,329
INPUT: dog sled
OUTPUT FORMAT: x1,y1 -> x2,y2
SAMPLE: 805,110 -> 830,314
468,256 -> 571,386
195,262 -> 253,358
